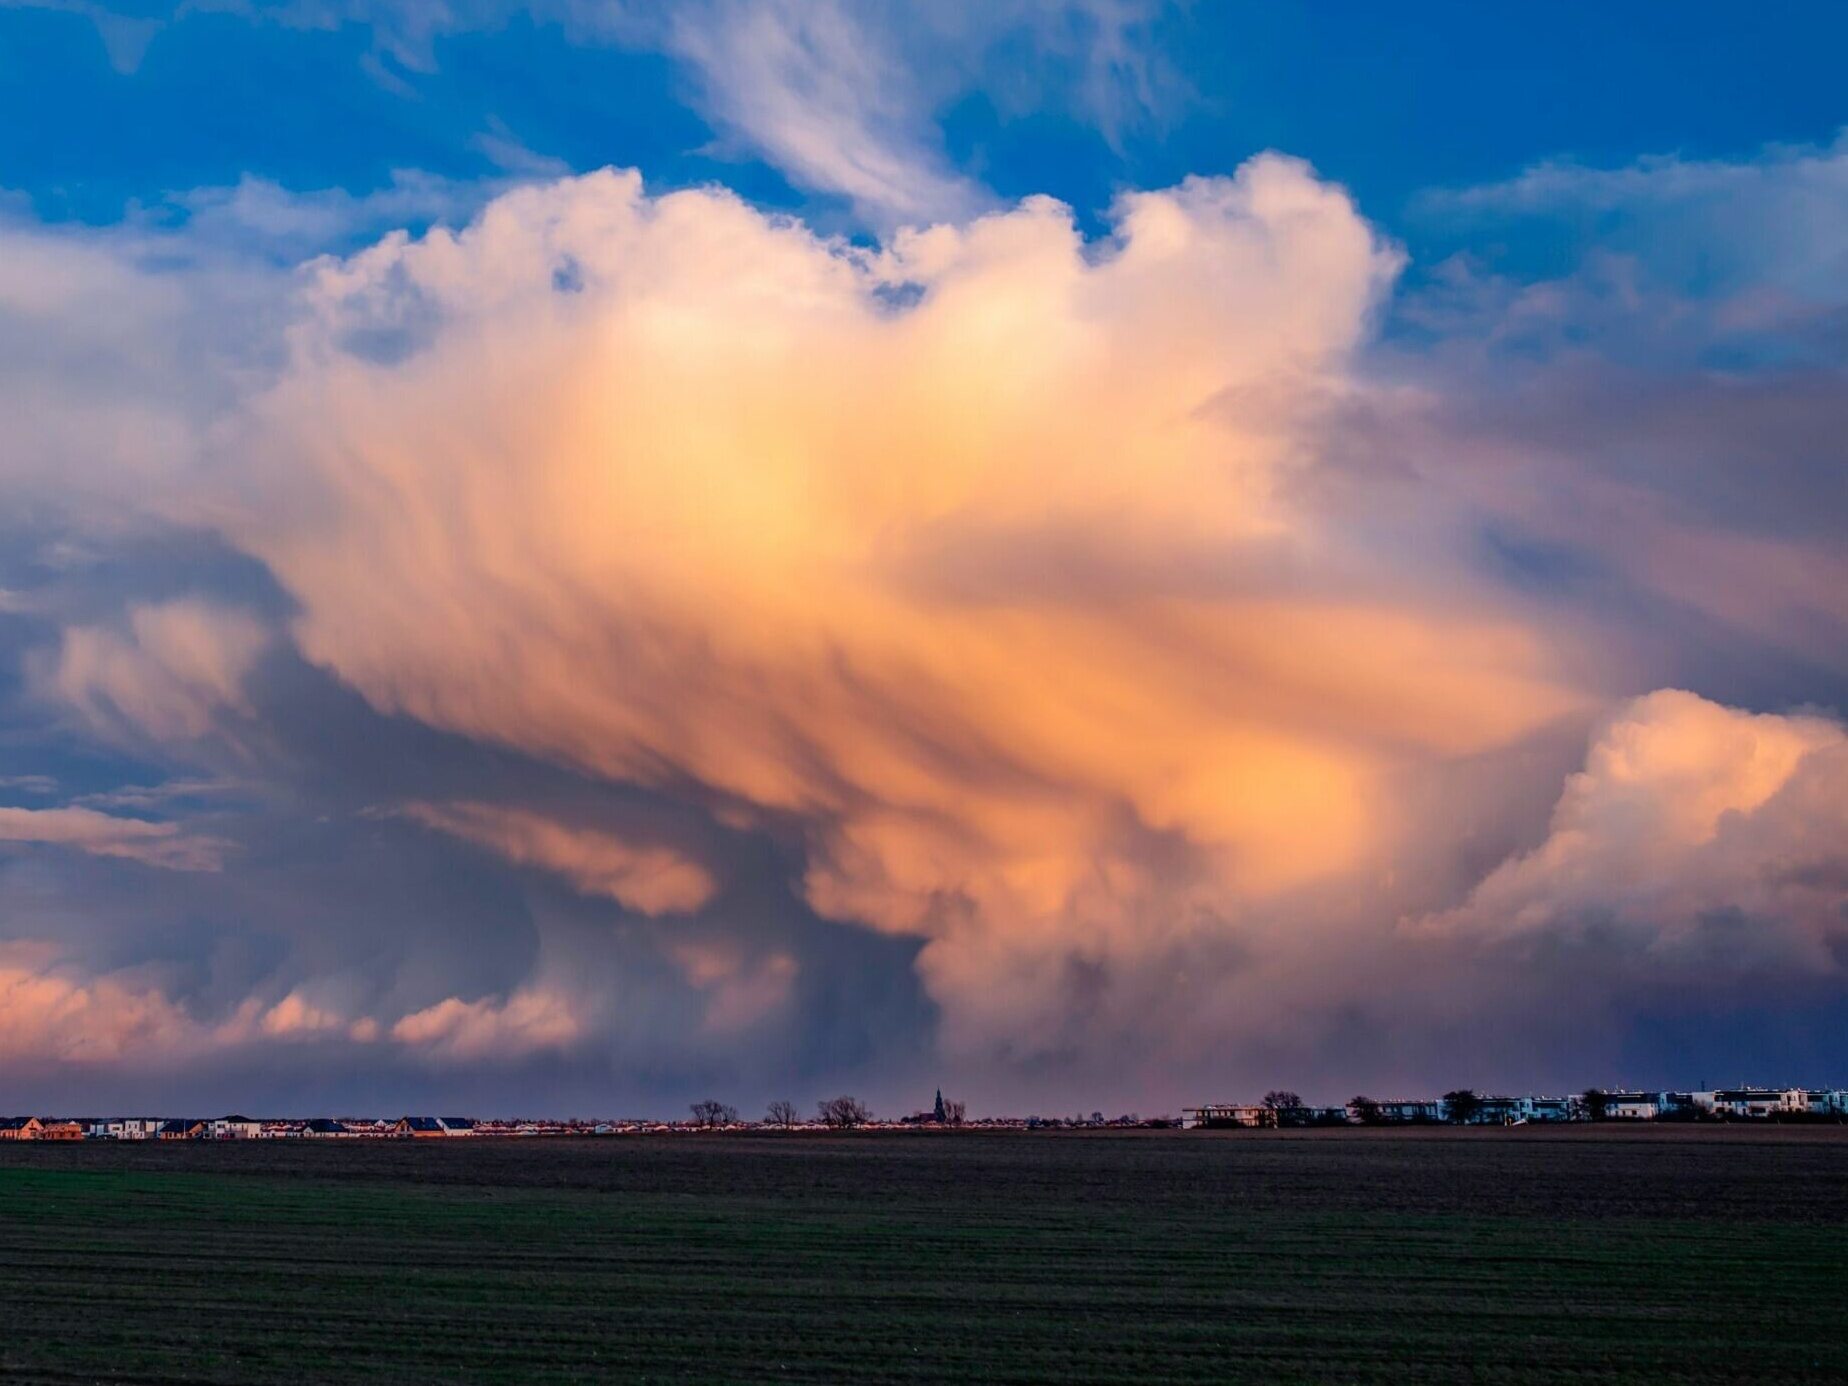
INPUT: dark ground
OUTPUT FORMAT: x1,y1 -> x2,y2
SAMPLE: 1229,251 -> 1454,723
0,1126 -> 1844,1383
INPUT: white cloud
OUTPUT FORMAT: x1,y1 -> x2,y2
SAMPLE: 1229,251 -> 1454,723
1425,690 -> 1848,977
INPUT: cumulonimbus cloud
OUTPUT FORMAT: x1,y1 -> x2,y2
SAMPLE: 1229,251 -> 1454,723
190,156 -> 1617,1061
7,128 -> 1844,1097
1424,689 -> 1848,977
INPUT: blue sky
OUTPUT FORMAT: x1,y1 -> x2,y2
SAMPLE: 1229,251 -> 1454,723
0,2 -> 1845,1116
7,2 -> 1844,244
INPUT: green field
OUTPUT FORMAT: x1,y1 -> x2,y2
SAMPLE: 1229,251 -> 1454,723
1,1127 -> 1844,1383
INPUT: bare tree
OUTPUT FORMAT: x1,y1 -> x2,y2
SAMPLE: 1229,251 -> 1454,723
817,1096 -> 872,1128
1261,1090 -> 1305,1128
1348,1095 -> 1383,1125
689,1100 -> 737,1128
765,1099 -> 799,1128
943,1099 -> 966,1127
1579,1088 -> 1610,1122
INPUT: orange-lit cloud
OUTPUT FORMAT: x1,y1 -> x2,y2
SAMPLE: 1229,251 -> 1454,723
0,803 -> 229,871
403,800 -> 717,915
197,157 -> 1598,1059
390,988 -> 583,1062
0,942 -> 202,1063
1425,690 -> 1848,973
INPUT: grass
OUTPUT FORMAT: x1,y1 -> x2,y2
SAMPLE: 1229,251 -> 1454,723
1,1128 -> 1845,1382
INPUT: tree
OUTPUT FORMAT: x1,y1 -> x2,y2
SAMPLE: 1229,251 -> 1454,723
1262,1090 -> 1305,1128
817,1095 -> 872,1128
689,1100 -> 737,1128
1349,1095 -> 1383,1125
1580,1088 -> 1610,1122
943,1099 -> 966,1126
1442,1089 -> 1482,1125
765,1099 -> 800,1128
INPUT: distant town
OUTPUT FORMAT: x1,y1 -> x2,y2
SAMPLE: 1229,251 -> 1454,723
3,1084 -> 1846,1141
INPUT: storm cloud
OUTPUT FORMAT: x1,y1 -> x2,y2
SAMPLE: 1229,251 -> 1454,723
1,108 -> 1845,1112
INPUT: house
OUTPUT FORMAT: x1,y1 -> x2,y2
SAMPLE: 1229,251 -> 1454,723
1182,1104 -> 1271,1129
211,1116 -> 263,1140
0,1117 -> 45,1141
40,1120 -> 84,1141
1705,1088 -> 1810,1118
1806,1090 -> 1848,1117
159,1119 -> 208,1140
302,1118 -> 350,1137
1521,1097 -> 1573,1122
1602,1092 -> 1666,1120
1368,1100 -> 1443,1124
392,1116 -> 476,1138
1471,1096 -> 1525,1125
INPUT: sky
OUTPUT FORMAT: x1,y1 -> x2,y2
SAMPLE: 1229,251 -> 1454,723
1,1 -> 1846,1118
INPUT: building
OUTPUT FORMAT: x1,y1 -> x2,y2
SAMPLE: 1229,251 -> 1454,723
302,1118 -> 351,1137
1602,1092 -> 1665,1120
1703,1088 -> 1811,1118
159,1119 -> 208,1140
1368,1100 -> 1444,1124
40,1120 -> 83,1141
209,1116 -> 263,1140
0,1117 -> 45,1141
393,1116 -> 475,1137
1182,1104 -> 1271,1129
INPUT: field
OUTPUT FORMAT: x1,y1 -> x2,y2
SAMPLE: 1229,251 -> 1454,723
1,1127 -> 1845,1383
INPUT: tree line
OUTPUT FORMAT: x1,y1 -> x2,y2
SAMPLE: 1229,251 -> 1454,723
689,1095 -> 966,1129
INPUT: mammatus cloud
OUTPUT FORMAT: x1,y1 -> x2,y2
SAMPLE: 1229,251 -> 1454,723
0,804 -> 230,871
403,800 -> 717,916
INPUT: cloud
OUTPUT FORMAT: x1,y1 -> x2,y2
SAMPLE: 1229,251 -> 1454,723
49,599 -> 268,743
670,939 -> 798,1033
0,803 -> 230,871
1424,690 -> 1848,978
403,800 -> 717,916
1422,131 -> 1848,301
390,987 -> 582,1062
2,122 -> 1846,1106
184,156 -> 1620,1066
0,0 -> 161,72
12,0 -> 1172,226
0,942 -> 202,1063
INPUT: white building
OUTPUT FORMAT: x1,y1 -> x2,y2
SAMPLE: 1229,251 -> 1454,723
1602,1092 -> 1666,1120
